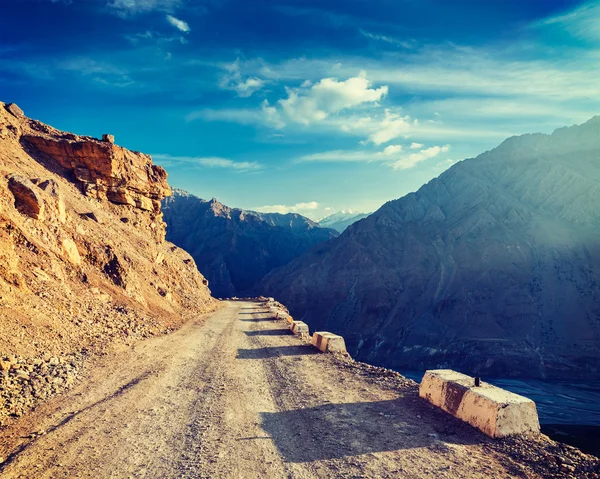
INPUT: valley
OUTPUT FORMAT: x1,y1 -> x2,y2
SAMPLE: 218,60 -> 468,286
162,189 -> 338,298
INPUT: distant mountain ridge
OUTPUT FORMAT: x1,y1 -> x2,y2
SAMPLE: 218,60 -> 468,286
259,116 -> 600,380
162,189 -> 338,297
318,210 -> 371,232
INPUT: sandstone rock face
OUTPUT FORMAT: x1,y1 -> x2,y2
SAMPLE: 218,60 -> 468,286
260,116 -> 600,380
162,189 -> 338,297
7,174 -> 45,220
0,101 -> 215,424
21,122 -> 170,241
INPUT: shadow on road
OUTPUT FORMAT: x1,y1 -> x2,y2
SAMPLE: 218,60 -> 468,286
238,317 -> 278,322
237,345 -> 318,359
261,397 -> 482,462
244,329 -> 292,337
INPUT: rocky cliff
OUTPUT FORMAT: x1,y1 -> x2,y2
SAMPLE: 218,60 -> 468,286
162,189 -> 338,297
259,116 -> 600,380
0,102 -> 215,422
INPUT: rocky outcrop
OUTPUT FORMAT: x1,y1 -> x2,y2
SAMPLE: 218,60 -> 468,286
7,174 -> 45,220
259,116 -> 600,380
0,101 -> 215,425
21,126 -> 170,241
162,189 -> 339,297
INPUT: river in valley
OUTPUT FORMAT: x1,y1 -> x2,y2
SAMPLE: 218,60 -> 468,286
402,371 -> 600,457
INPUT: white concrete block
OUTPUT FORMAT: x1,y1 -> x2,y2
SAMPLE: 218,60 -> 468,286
290,321 -> 309,336
419,369 -> 540,438
311,332 -> 347,354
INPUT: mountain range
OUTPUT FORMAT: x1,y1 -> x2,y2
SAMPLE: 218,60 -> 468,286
318,210 -> 371,232
162,189 -> 338,297
259,116 -> 600,380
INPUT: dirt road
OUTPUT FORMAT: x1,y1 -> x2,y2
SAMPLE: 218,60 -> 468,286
0,302 -> 556,478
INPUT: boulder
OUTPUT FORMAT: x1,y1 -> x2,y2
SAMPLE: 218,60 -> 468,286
102,134 -> 115,143
6,103 -> 24,118
61,238 -> 81,265
38,179 -> 66,223
7,174 -> 45,220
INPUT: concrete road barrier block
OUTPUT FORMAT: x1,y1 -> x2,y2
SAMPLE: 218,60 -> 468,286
290,321 -> 309,336
311,332 -> 347,354
419,369 -> 540,438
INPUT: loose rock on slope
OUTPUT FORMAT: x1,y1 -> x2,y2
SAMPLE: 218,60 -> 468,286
0,101 -> 215,425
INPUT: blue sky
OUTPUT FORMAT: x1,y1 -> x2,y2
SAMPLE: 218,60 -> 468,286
1,0 -> 599,219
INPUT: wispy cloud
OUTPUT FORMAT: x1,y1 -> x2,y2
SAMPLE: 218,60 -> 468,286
166,14 -> 190,33
59,57 -> 134,87
219,58 -> 266,97
391,145 -> 450,170
253,201 -> 320,215
153,154 -> 262,171
106,0 -> 182,16
296,143 -> 450,170
297,144 -> 402,163
531,0 -> 600,42
125,29 -> 187,45
359,30 -> 416,49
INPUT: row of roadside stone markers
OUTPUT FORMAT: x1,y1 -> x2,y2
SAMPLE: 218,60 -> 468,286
265,298 -> 347,354
263,297 -> 541,440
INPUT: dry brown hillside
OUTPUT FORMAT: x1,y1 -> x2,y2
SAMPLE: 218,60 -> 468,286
0,102 -> 215,423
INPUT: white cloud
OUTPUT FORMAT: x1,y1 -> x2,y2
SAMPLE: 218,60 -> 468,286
391,145 -> 450,170
278,71 -> 388,125
297,144 -> 405,164
152,154 -> 262,171
254,202 -> 320,214
409,142 -> 423,149
382,144 -> 402,155
188,1 -> 600,151
296,143 -> 450,170
368,109 -> 413,145
260,100 -> 285,128
166,15 -> 190,33
219,59 -> 266,97
197,72 -> 390,135
297,150 -> 380,163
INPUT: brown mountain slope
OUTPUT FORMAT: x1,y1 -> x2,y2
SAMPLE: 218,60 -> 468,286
0,102 -> 215,422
